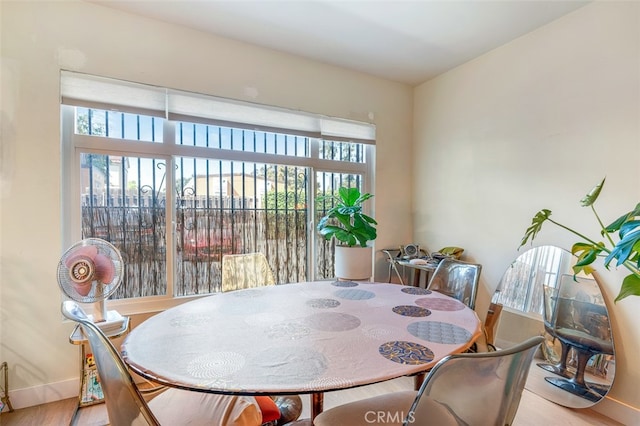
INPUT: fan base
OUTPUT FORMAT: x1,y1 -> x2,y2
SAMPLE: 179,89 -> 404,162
88,310 -> 127,334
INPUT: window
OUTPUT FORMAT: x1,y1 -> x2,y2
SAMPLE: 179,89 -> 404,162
60,71 -> 375,311
493,245 -> 567,315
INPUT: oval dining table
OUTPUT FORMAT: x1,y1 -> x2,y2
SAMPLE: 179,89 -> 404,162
121,281 -> 481,420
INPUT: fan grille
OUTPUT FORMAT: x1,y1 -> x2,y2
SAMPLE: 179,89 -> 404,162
57,238 -> 123,303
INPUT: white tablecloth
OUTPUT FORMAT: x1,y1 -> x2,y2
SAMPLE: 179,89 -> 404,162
122,281 -> 481,395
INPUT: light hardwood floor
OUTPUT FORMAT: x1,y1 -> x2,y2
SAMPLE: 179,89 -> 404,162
0,376 -> 621,426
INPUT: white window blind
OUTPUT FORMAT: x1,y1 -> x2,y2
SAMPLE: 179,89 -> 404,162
60,71 -> 376,143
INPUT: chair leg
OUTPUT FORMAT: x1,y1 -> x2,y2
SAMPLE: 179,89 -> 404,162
391,262 -> 404,285
537,340 -> 572,378
544,349 -> 605,402
413,372 -> 425,390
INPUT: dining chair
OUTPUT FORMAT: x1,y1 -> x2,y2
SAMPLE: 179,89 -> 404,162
61,300 -> 264,426
313,335 -> 544,426
540,277 -> 614,402
427,258 -> 482,310
221,252 -> 276,292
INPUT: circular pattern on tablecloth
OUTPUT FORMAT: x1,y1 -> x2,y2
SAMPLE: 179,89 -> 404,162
307,298 -> 341,308
334,288 -> 375,300
169,313 -> 213,327
378,341 -> 434,365
252,347 -> 328,384
331,280 -> 359,287
415,297 -> 465,311
267,322 -> 311,340
407,321 -> 472,344
400,287 -> 432,295
304,312 -> 361,331
187,351 -> 246,378
392,305 -> 431,317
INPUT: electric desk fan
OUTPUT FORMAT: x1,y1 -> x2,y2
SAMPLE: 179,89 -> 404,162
57,238 -> 126,332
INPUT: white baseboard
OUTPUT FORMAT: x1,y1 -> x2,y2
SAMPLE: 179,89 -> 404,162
592,395 -> 640,426
3,378 -> 79,411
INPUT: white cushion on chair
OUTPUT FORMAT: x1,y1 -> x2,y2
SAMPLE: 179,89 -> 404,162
313,390 -> 459,426
148,388 -> 262,425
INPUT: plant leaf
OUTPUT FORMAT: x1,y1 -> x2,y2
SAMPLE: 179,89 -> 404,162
355,192 -> 374,205
519,209 -> 552,248
604,203 -> 640,233
338,187 -> 361,206
580,178 -> 605,207
316,186 -> 376,247
360,213 -> 377,225
571,242 -> 603,275
615,273 -> 640,301
619,219 -> 640,239
605,228 -> 640,267
572,264 -> 595,276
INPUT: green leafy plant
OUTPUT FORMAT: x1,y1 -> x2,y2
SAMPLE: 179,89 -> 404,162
520,178 -> 640,302
317,187 -> 377,247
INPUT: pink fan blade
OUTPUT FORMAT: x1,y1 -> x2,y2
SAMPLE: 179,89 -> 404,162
64,245 -> 98,268
93,253 -> 115,284
73,281 -> 93,297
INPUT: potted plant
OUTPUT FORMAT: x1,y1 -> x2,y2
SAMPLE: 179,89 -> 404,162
519,178 -> 640,302
317,186 -> 377,280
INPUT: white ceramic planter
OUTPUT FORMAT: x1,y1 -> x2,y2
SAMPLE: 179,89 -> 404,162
334,246 -> 373,280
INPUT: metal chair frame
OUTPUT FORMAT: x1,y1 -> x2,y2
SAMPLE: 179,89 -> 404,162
427,258 -> 482,310
314,336 -> 544,426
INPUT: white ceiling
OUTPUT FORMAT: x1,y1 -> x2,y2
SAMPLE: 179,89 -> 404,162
91,0 -> 589,85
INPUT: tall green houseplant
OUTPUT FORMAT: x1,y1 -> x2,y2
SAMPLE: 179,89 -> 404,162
520,178 -> 640,302
317,187 -> 377,247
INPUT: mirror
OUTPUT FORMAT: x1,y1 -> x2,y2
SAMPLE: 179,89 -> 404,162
490,245 -> 615,408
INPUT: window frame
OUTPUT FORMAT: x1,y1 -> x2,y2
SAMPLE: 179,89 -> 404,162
60,76 -> 375,316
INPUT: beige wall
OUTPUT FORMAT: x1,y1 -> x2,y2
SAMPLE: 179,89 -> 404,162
0,0 -> 413,407
414,0 -> 639,414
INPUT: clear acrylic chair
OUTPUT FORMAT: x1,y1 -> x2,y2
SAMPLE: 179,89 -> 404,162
313,336 -> 544,426
221,252 -> 276,292
541,276 -> 614,402
427,258 -> 482,310
61,301 -> 263,426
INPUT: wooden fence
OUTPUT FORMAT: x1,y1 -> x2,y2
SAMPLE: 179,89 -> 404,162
82,206 -> 334,298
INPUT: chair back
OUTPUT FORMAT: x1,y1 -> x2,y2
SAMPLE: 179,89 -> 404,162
221,252 -> 276,292
427,258 -> 481,309
61,301 -> 159,426
407,336 -> 544,426
544,275 -> 613,354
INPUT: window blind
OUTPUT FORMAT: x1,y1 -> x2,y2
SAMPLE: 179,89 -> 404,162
60,71 -> 376,144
